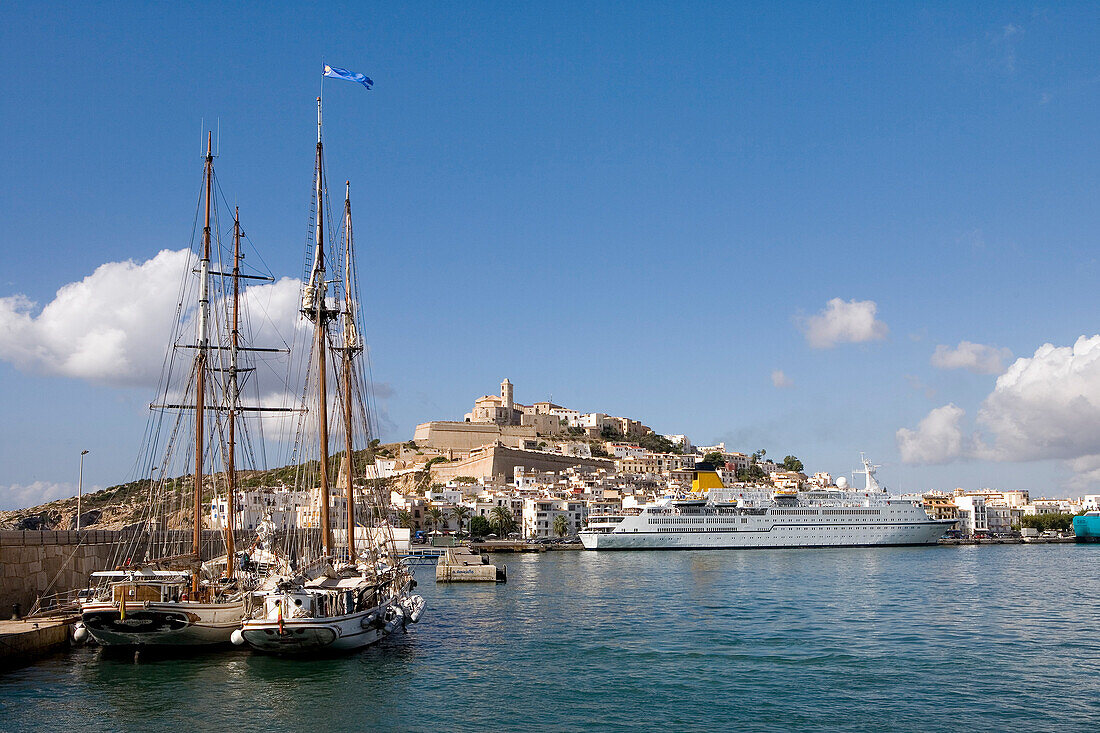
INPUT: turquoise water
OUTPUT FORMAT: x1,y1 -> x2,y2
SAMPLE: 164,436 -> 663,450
3,545 -> 1100,731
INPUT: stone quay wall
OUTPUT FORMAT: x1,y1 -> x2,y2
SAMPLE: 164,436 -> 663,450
0,529 -> 259,620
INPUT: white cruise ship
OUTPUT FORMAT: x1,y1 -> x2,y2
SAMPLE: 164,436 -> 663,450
580,455 -> 953,550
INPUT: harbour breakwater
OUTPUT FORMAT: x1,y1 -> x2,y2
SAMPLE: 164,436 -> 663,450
0,529 -> 262,619
1,531 -> 117,619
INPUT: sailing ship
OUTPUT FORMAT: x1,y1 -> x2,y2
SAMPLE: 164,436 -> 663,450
234,97 -> 424,654
76,136 -> 291,646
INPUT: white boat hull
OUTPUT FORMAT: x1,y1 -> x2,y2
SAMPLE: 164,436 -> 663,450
580,520 -> 954,550
238,600 -> 405,653
80,599 -> 247,646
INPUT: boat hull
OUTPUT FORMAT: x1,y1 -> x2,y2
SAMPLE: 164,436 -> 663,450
1072,514 -> 1100,542
238,602 -> 402,654
580,520 -> 954,550
80,599 -> 247,646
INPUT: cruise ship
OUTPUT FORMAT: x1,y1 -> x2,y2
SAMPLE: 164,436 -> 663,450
579,455 -> 953,550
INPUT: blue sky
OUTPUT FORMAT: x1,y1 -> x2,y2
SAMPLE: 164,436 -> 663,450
2,2 -> 1099,509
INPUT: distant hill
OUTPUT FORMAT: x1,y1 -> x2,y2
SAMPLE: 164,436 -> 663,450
0,444 -> 411,531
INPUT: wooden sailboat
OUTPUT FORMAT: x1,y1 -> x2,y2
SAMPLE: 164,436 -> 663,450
235,98 -> 423,654
77,136 -> 287,646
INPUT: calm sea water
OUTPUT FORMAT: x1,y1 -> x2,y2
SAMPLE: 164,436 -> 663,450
3,545 -> 1100,732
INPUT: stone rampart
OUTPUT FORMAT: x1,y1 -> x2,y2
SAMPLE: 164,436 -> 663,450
0,529 -> 259,619
430,445 -> 614,483
413,421 -> 537,451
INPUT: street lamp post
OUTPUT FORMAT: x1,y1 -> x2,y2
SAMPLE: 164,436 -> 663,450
77,450 -> 89,531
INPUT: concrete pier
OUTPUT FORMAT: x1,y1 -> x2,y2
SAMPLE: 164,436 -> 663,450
0,616 -> 76,669
436,547 -> 507,582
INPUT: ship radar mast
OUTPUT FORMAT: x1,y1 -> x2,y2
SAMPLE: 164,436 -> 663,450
853,453 -> 885,493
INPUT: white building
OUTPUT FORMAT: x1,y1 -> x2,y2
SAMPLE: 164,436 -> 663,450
550,407 -> 581,425
473,495 -> 525,526
574,413 -> 612,430
210,487 -> 311,532
955,495 -> 989,535
522,497 -> 586,539
663,435 -> 692,452
426,488 -> 465,505
553,441 -> 592,458
607,443 -> 646,459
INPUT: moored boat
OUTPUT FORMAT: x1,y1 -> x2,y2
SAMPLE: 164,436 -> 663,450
236,87 -> 423,654
580,455 -> 955,551
77,137 -> 290,647
1072,511 -> 1100,542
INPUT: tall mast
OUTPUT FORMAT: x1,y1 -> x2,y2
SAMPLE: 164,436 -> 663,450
224,207 -> 241,577
310,96 -> 333,558
193,132 -> 213,591
342,181 -> 357,562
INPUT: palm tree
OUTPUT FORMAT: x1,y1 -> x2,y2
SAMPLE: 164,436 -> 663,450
489,505 -> 514,537
426,506 -> 444,534
397,510 -> 413,529
553,514 -> 569,538
451,505 -> 471,537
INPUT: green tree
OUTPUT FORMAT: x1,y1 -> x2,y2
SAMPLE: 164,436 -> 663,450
426,506 -> 445,534
469,515 -> 491,538
396,510 -> 412,529
702,451 -> 726,466
490,505 -> 515,536
637,433 -> 679,454
782,455 -> 804,472
1022,513 -> 1075,533
553,514 -> 569,538
451,505 -> 471,536
736,464 -> 767,483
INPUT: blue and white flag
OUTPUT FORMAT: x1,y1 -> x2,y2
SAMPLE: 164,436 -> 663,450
323,64 -> 373,89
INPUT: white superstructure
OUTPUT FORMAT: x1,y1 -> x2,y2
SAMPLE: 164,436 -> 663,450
580,455 -> 953,550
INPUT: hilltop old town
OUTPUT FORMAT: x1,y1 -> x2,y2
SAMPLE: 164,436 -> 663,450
201,379 -> 1093,542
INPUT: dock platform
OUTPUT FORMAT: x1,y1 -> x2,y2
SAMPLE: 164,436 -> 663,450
0,615 -> 77,669
436,547 -> 507,582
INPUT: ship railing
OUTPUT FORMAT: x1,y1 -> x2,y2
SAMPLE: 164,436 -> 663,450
27,587 -> 89,618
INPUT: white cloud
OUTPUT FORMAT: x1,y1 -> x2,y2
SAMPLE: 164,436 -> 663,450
0,250 -> 306,390
1068,455 -> 1100,490
898,336 -> 1100,486
799,298 -> 888,349
931,341 -> 1013,375
0,250 -> 194,386
771,370 -> 793,388
0,481 -> 84,511
897,404 -> 966,464
976,336 -> 1100,462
